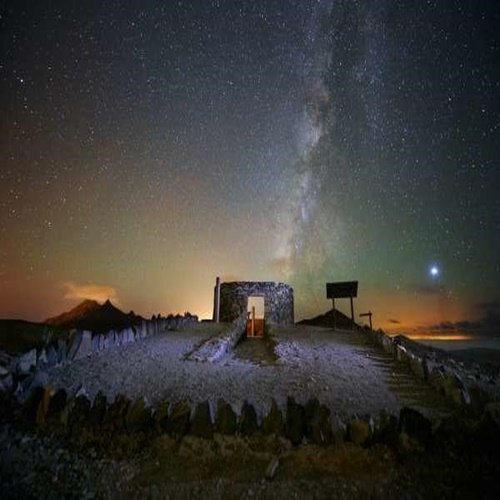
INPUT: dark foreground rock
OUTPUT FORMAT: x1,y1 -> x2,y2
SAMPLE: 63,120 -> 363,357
2,420 -> 500,499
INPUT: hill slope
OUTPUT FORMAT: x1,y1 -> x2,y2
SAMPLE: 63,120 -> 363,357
45,300 -> 142,333
298,308 -> 359,330
45,299 -> 101,327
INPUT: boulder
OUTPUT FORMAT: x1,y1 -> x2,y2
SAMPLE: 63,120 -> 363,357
56,339 -> 67,364
305,398 -> 332,445
191,400 -> 213,438
443,372 -> 470,405
104,394 -> 131,434
140,321 -> 148,339
88,391 -> 107,427
372,409 -> 398,446
37,349 -> 48,367
17,349 -> 37,374
63,394 -> 91,433
239,401 -> 259,436
154,400 -> 170,434
23,385 -> 45,422
16,370 -> 48,403
381,335 -> 394,356
428,365 -> 446,394
45,344 -> 58,367
398,407 -> 432,451
67,331 -> 83,360
125,398 -> 153,433
409,355 -> 428,381
92,334 -> 100,352
104,332 -> 115,350
167,400 -> 191,438
36,386 -> 53,424
0,373 -> 13,393
395,344 -> 408,363
285,397 -> 305,445
331,413 -> 347,444
68,330 -> 93,360
262,399 -> 284,436
215,399 -> 237,435
348,417 -> 372,446
46,388 -> 68,421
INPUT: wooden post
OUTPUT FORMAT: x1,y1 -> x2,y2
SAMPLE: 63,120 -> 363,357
350,295 -> 354,330
214,277 -> 221,323
251,306 -> 255,337
332,298 -> 336,331
360,311 -> 373,330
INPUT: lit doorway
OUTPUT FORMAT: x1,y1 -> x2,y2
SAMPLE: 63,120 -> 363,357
247,296 -> 265,337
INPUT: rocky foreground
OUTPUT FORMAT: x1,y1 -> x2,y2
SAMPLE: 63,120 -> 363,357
1,322 -> 500,498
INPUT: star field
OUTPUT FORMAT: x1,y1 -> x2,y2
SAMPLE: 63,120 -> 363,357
1,1 -> 499,336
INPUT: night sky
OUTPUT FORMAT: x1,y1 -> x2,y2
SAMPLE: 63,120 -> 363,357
1,1 -> 499,336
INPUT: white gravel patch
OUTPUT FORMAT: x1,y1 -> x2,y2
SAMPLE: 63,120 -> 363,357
45,323 -> 438,419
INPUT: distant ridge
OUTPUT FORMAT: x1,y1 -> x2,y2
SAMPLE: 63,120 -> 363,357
45,299 -> 100,327
298,308 -> 359,330
45,299 -> 142,333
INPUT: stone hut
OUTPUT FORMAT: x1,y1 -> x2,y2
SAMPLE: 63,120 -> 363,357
213,280 -> 294,326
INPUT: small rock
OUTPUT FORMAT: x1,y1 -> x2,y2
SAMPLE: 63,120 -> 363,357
265,457 -> 279,480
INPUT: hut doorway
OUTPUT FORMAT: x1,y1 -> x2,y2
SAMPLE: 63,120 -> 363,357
247,296 -> 265,337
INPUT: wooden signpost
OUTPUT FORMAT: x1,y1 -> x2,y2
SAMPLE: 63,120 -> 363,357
360,311 -> 373,330
326,281 -> 358,330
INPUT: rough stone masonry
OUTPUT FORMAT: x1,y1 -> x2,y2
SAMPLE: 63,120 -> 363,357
216,281 -> 294,325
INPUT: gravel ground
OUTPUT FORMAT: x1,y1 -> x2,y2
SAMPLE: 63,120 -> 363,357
43,323 -> 448,419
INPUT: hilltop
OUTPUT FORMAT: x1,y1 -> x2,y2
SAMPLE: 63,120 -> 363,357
44,299 -> 143,333
298,308 -> 358,330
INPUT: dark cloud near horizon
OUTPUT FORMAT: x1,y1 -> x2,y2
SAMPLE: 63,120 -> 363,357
388,319 -> 400,324
428,313 -> 500,338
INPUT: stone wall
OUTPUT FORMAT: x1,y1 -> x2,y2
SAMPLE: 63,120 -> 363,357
0,313 -> 198,399
218,281 -> 294,325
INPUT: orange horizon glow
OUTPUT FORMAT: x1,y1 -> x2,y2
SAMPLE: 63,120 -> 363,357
402,333 -> 473,341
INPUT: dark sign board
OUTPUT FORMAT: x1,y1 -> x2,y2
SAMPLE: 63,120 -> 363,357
326,281 -> 358,299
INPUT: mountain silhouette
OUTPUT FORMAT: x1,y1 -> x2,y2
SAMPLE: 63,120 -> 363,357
45,299 -> 142,333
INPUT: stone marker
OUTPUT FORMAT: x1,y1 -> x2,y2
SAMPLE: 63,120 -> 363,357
167,400 -> 191,438
215,399 -> 237,435
348,417 -> 371,446
286,397 -> 305,445
239,401 -> 259,436
191,400 -> 213,438
262,399 -> 284,436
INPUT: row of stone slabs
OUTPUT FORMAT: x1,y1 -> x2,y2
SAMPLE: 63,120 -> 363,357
3,385 -> 435,450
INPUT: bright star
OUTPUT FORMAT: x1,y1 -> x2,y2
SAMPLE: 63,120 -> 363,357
430,266 -> 439,277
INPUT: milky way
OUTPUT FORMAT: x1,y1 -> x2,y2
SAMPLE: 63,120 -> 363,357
1,1 -> 499,334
